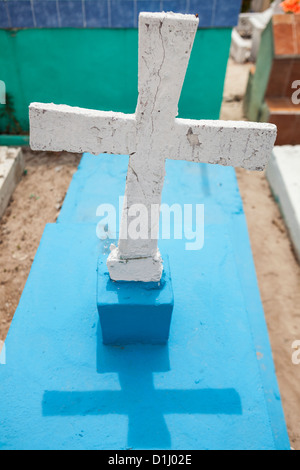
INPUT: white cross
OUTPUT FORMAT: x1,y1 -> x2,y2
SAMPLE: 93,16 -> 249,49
29,12 -> 277,282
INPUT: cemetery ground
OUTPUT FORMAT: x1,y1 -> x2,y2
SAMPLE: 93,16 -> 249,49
0,59 -> 299,449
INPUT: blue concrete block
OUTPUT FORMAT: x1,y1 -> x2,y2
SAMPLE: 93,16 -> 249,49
97,255 -> 174,345
57,153 -> 243,226
7,1 -> 35,28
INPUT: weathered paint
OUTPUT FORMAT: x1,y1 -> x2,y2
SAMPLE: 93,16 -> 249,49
0,154 -> 290,450
0,0 -> 243,29
0,27 -> 232,134
244,20 -> 274,122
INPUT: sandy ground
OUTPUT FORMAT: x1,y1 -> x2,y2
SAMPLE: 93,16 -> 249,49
0,58 -> 299,449
221,59 -> 300,450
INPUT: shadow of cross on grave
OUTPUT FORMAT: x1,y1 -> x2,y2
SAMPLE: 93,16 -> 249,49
42,326 -> 242,449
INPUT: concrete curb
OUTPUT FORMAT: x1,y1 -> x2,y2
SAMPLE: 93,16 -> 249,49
0,147 -> 24,219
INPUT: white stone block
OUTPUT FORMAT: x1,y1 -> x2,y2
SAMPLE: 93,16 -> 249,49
230,28 -> 252,64
266,146 -> 300,262
237,13 -> 255,36
0,147 -> 24,219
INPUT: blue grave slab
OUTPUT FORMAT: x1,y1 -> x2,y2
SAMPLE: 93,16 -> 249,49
0,156 -> 290,450
188,0 -> 214,27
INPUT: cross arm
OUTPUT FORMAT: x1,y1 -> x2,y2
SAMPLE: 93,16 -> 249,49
168,119 -> 277,171
29,103 -> 137,156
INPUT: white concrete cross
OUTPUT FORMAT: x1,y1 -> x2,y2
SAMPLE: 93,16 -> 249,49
30,12 -> 277,282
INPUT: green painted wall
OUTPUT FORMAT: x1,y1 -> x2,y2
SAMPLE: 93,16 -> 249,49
0,28 -> 232,134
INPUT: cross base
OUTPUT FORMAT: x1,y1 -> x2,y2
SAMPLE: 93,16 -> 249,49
107,245 -> 163,282
98,254 -> 174,345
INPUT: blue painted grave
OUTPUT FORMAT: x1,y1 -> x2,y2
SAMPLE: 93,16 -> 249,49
0,154 -> 290,450
97,255 -> 174,345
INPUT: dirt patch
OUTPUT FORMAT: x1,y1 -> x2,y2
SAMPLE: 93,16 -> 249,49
0,149 -> 81,339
